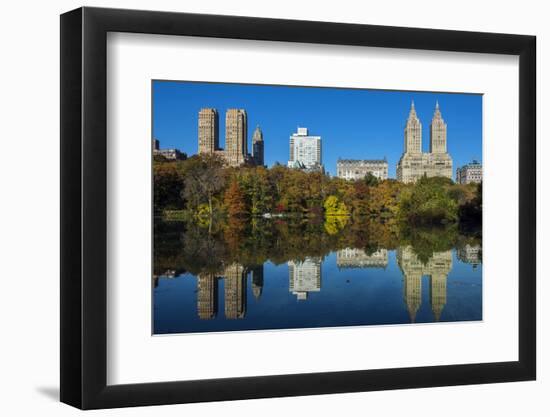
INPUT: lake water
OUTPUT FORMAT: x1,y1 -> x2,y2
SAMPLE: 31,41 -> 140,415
153,219 -> 482,334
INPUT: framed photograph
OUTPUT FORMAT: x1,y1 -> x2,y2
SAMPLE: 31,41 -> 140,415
60,6 -> 536,409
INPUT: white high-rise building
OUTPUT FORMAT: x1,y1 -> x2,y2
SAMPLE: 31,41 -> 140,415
288,127 -> 322,171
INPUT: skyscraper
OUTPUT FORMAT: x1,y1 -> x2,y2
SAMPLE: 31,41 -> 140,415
287,127 -> 322,171
198,108 -> 219,154
225,109 -> 247,167
396,101 -> 453,183
404,101 -> 422,154
430,101 -> 447,154
252,125 -> 264,166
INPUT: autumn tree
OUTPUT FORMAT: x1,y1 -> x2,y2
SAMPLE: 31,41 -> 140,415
181,155 -> 225,217
366,179 -> 403,220
224,179 -> 247,218
323,195 -> 349,216
349,181 -> 370,216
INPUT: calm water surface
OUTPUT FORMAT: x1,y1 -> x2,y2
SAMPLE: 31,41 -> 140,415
153,219 -> 482,334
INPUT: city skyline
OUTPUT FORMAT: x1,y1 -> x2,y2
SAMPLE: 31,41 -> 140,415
152,80 -> 482,177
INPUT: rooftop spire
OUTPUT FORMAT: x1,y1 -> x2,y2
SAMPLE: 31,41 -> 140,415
408,100 -> 418,119
252,124 -> 263,142
433,100 -> 442,120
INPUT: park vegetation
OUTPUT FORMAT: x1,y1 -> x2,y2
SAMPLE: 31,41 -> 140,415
154,154 -> 482,229
154,216 -> 481,276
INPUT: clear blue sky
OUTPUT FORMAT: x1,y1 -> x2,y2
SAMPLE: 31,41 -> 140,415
152,81 -> 482,177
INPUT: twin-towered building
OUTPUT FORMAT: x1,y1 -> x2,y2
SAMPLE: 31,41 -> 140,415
335,101 -> 456,183
198,107 -> 264,167
396,101 -> 453,183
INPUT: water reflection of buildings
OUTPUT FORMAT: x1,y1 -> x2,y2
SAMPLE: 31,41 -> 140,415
224,264 -> 247,319
288,258 -> 322,300
250,265 -> 264,300
196,263 -> 255,320
456,244 -> 482,268
336,248 -> 388,269
153,270 -> 181,288
197,273 -> 218,319
396,247 -> 452,322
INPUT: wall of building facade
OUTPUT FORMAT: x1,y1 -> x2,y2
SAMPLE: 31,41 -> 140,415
198,108 -> 219,154
336,159 -> 388,180
456,162 -> 483,184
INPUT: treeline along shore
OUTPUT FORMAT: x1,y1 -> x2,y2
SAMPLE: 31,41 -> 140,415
154,217 -> 481,277
153,154 -> 482,228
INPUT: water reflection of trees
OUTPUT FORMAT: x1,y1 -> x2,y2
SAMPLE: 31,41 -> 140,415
154,218 -> 482,325
153,218 -> 481,276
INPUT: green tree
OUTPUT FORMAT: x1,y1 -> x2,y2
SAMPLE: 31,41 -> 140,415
363,172 -> 380,187
398,177 -> 458,225
238,167 -> 273,215
458,181 -> 482,225
153,162 -> 185,211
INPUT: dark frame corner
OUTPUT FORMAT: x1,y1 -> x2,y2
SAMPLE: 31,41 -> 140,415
61,6 -> 536,409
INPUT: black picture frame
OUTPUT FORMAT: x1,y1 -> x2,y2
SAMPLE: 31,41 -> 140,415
60,6 -> 536,409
